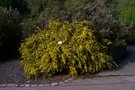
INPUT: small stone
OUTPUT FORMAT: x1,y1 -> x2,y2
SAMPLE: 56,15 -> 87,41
68,78 -> 74,81
26,81 -> 30,83
38,84 -> 44,87
25,84 -> 30,87
64,80 -> 69,83
59,82 -> 64,84
51,82 -> 58,86
19,84 -> 25,87
31,84 -> 37,87
0,84 -> 6,87
7,84 -> 17,87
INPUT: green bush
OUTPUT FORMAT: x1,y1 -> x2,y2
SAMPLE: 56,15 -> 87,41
127,27 -> 135,43
26,0 -> 65,16
22,0 -> 125,41
20,20 -> 116,78
21,18 -> 37,39
71,1 -> 127,46
118,0 -> 135,23
118,0 -> 135,43
24,0 -> 127,45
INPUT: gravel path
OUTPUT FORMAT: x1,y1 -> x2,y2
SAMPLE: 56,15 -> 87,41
0,59 -> 72,85
0,60 -> 26,84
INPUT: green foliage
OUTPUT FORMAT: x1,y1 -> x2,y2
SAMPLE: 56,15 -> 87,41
0,0 -> 12,7
20,20 -> 116,78
70,1 -> 127,46
26,0 -> 65,16
0,0 -> 27,13
119,0 -> 135,23
127,28 -> 135,43
23,0 -> 127,46
118,0 -> 135,43
0,7 -> 22,58
22,0 -> 66,39
21,18 -> 37,39
65,0 -> 95,14
26,0 -> 45,16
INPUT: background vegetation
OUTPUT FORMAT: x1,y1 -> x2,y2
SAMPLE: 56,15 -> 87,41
0,7 -> 22,59
0,0 -> 134,78
118,0 -> 135,43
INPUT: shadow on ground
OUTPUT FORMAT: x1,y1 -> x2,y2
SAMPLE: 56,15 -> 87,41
118,45 -> 135,70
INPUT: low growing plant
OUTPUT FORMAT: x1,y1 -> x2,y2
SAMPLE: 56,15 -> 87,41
20,20 -> 116,78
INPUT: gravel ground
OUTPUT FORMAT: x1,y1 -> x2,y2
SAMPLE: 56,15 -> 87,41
0,59 -> 117,85
0,59 -> 72,84
0,60 -> 26,84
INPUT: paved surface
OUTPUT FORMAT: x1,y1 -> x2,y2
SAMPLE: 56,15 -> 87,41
1,76 -> 135,90
98,45 -> 135,76
1,45 -> 135,90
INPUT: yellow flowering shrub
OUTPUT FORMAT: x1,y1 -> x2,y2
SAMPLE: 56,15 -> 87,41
20,20 -> 116,78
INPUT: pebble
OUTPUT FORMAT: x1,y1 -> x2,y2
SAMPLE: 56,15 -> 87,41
31,84 -> 37,87
51,82 -> 58,86
26,81 -> 30,83
25,84 -> 30,87
38,84 -> 44,87
0,84 -> 6,87
19,84 -> 25,87
7,84 -> 17,87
